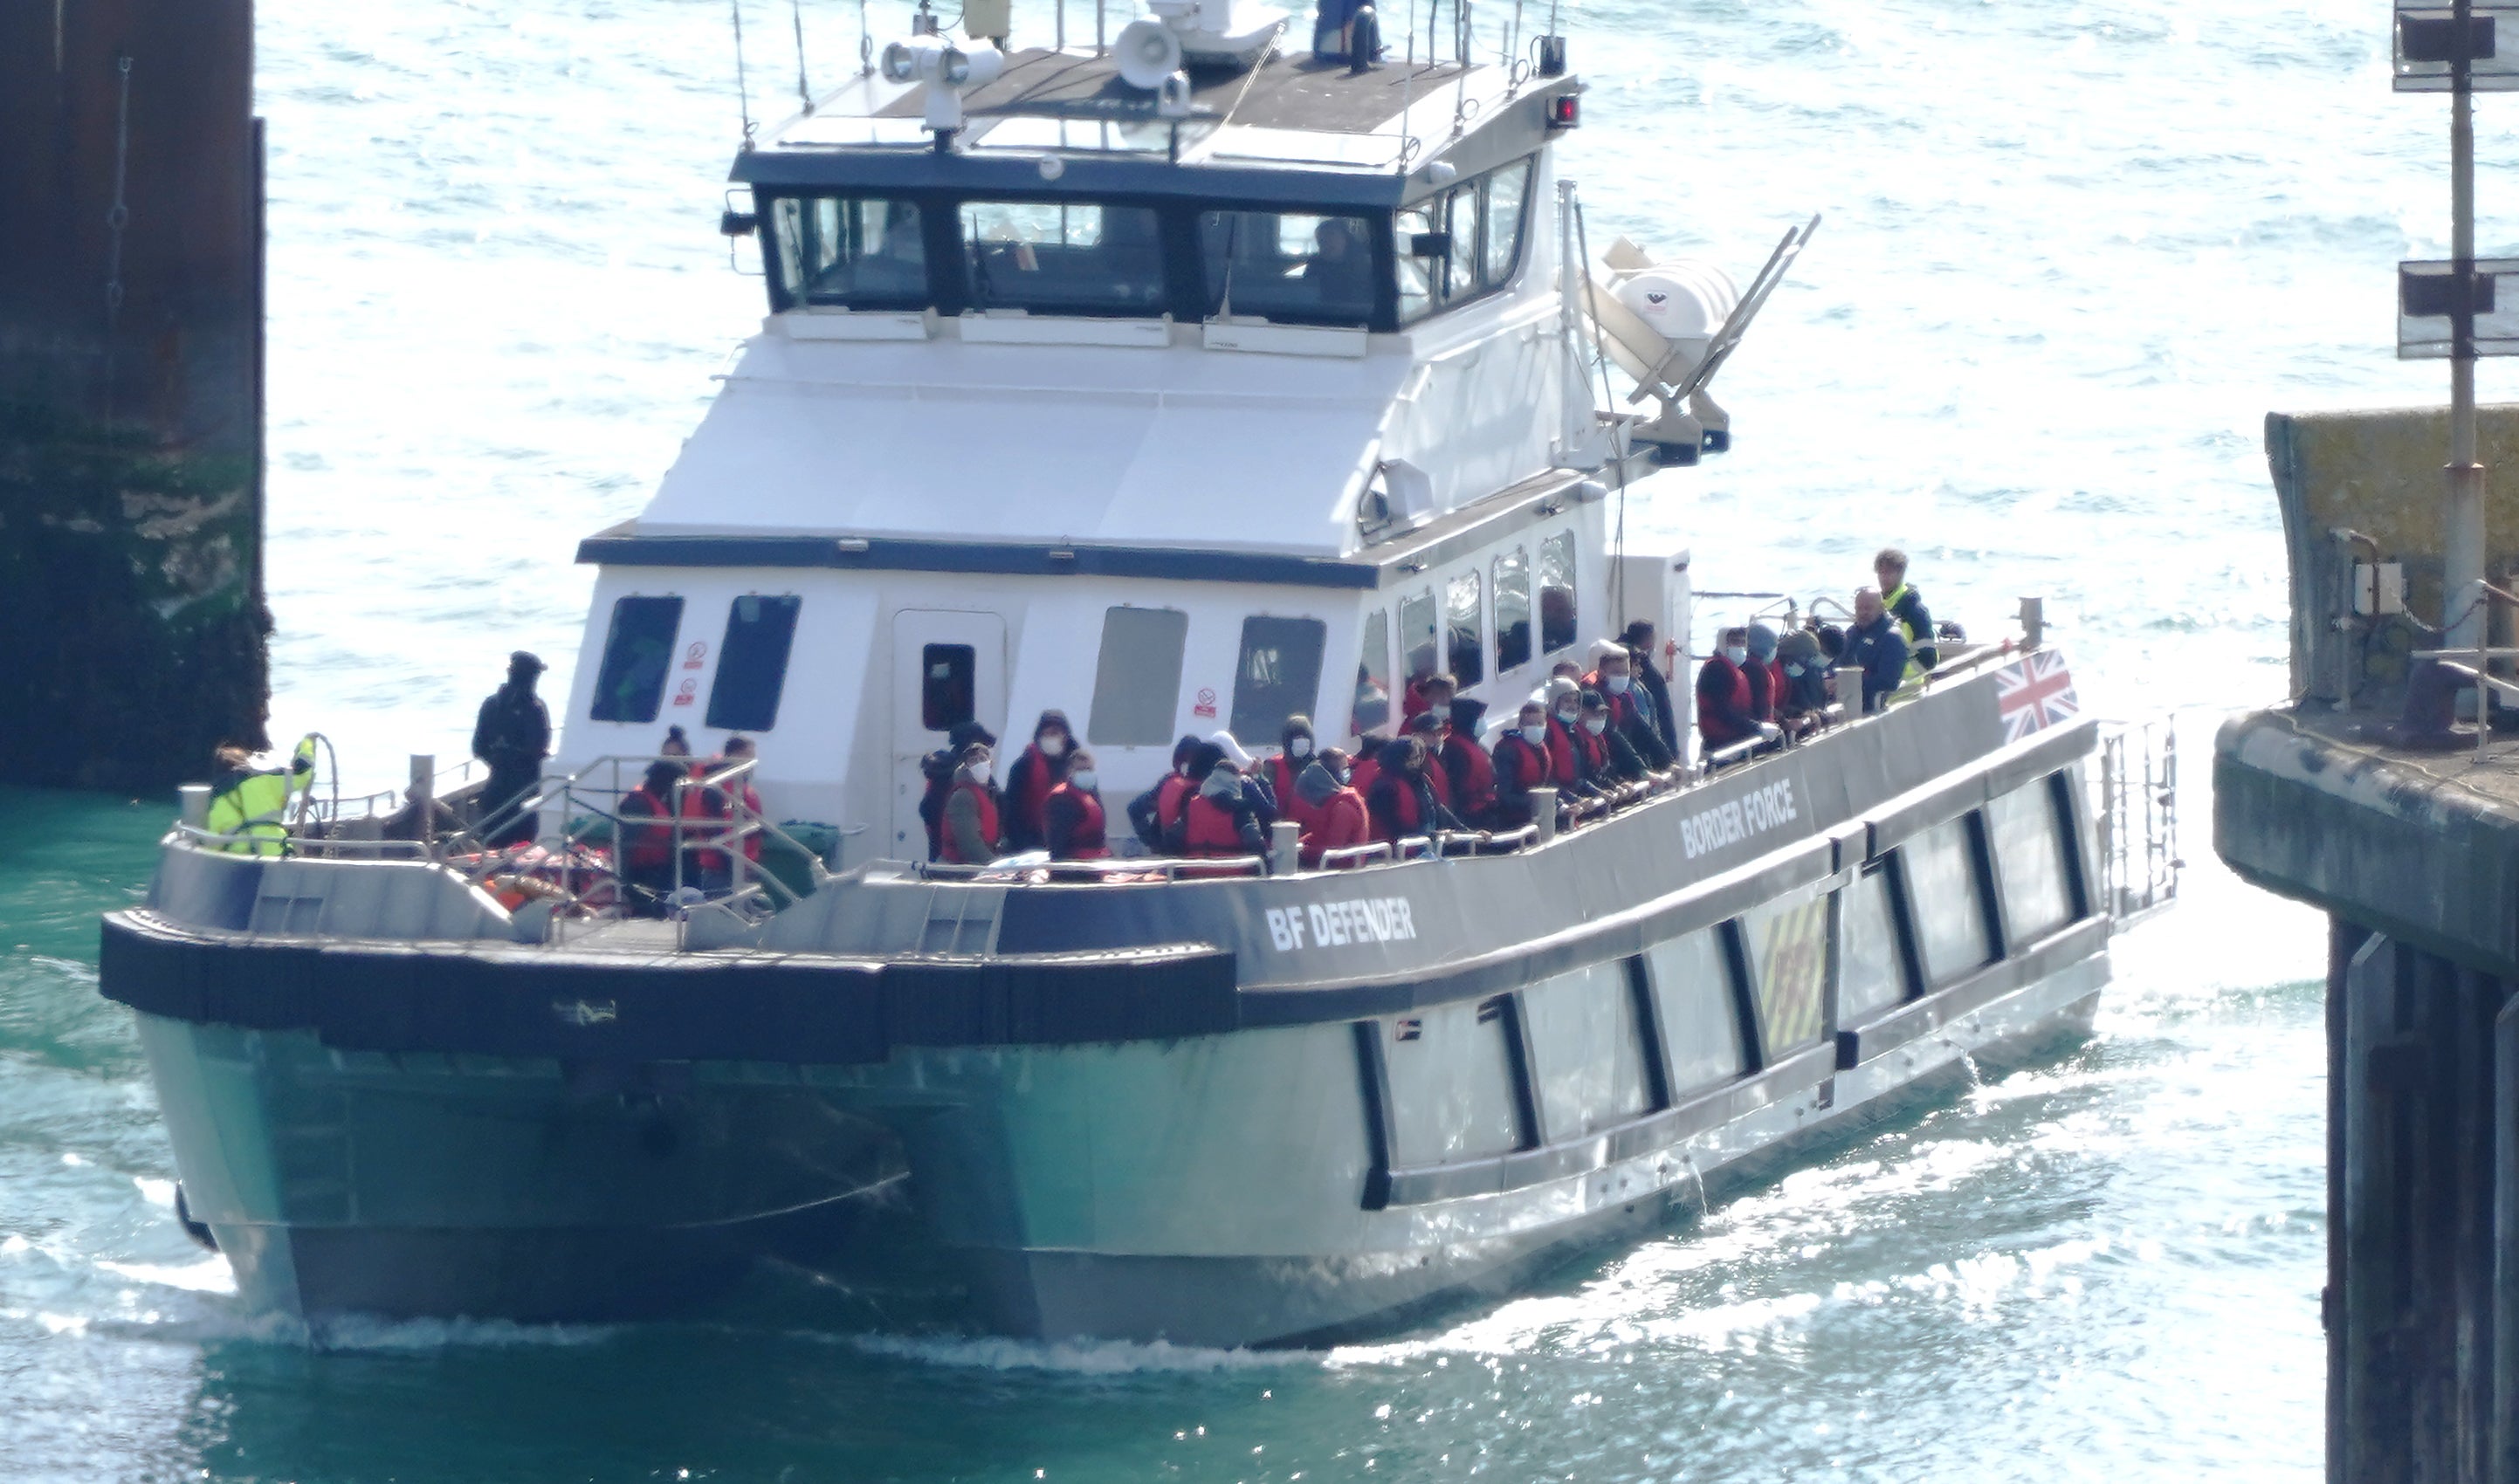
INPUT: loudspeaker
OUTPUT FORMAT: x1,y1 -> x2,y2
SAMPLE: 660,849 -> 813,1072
1115,17 -> 1185,91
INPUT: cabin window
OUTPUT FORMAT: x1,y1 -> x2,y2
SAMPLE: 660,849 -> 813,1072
1520,962 -> 1655,1137
1743,883 -> 1829,1056
588,595 -> 684,724
1538,531 -> 1578,654
1230,616 -> 1327,743
1398,590 -> 1440,692
1841,863 -> 1909,1020
958,200 -> 1164,318
768,196 -> 928,311
1353,608 -> 1393,736
1645,928 -> 1745,1096
1384,997 -> 1528,1166
1990,777 -> 2078,942
920,645 -> 975,732
1482,160 -> 1533,285
1445,570 -> 1484,688
1088,606 -> 1188,747
1443,187 -> 1484,301
1199,210 -> 1375,328
1901,814 -> 1997,985
1492,547 -> 1532,674
705,594 -> 802,732
1395,203 -> 1438,323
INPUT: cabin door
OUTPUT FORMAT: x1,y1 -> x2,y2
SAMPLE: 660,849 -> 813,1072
889,610 -> 1008,859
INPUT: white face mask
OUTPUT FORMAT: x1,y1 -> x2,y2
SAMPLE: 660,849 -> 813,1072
1520,723 -> 1548,745
1335,767 -> 1352,786
1724,645 -> 1749,666
1039,734 -> 1068,757
1784,663 -> 1806,678
1289,737 -> 1313,759
1554,707 -> 1578,725
1583,716 -> 1607,736
1070,770 -> 1097,792
1604,673 -> 1630,693
962,761 -> 990,784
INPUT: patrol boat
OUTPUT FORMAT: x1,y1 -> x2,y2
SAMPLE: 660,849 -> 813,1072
98,3 -> 2181,1345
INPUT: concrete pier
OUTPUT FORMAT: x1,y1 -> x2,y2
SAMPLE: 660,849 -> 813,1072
0,0 -> 268,792
2219,404 -> 2519,1482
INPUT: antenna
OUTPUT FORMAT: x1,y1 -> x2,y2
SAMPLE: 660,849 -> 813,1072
728,0 -> 757,148
791,0 -> 814,112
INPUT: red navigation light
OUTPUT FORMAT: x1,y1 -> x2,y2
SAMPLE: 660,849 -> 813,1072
1549,94 -> 1580,128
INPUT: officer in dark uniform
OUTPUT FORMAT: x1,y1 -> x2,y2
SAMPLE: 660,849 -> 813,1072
471,650 -> 552,848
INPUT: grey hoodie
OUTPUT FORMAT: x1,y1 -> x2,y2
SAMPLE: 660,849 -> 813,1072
1296,759 -> 1343,809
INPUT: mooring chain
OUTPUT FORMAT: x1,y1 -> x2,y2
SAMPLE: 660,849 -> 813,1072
105,54 -> 132,330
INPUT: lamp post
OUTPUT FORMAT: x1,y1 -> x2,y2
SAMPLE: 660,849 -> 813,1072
2396,0 -> 2519,656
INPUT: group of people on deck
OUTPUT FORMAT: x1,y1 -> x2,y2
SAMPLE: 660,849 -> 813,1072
915,619 -> 1688,872
1692,548 -> 1940,763
612,726 -> 766,914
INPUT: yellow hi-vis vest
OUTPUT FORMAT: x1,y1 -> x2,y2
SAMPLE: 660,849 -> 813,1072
1882,582 -> 1931,683
205,771 -> 293,855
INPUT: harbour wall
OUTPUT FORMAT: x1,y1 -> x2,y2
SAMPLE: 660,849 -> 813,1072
0,0 -> 269,791
2220,404 -> 2519,1482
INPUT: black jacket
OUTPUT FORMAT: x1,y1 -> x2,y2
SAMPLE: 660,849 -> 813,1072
1886,585 -> 1938,670
471,684 -> 550,774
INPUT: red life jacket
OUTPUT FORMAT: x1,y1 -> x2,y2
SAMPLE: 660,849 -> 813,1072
1155,772 -> 1195,833
678,778 -> 730,870
1044,782 -> 1108,859
1267,755 -> 1317,831
1698,659 -> 1756,746
1493,732 -> 1549,789
1299,787 -> 1370,866
1587,672 -> 1650,737
619,787 -> 673,870
1442,735 -> 1495,815
1573,722 -> 1610,776
1370,774 -> 1424,843
939,780 -> 1001,864
1010,745 -> 1061,842
1545,716 -> 1582,787
1348,754 -> 1381,805
1422,751 -> 1453,807
1180,793 -> 1246,856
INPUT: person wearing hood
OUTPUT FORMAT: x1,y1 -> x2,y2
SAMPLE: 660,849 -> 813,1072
1001,710 -> 1074,854
1439,697 -> 1497,825
1169,757 -> 1268,859
1043,747 -> 1111,861
1366,736 -> 1464,844
919,719 -> 996,860
1741,623 -> 1786,725
1620,620 -> 1679,754
1403,711 -> 1456,814
1210,730 -> 1278,825
1776,629 -> 1832,739
1128,735 -> 1207,850
1538,677 -> 1605,800
1490,699 -> 1555,828
1296,747 -> 1371,867
1580,690 -> 1649,784
471,650 -> 552,848
1586,639 -> 1675,771
1264,716 -> 1321,833
939,741 -> 1004,864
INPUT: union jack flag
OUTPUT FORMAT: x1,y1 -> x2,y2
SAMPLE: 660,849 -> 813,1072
1995,650 -> 2079,743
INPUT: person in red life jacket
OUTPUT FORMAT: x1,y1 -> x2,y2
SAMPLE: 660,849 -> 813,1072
1538,677 -> 1605,802
1697,627 -> 1778,766
1127,735 -> 1205,851
1585,640 -> 1676,772
1001,709 -> 1073,854
1490,700 -> 1555,828
1402,711 -> 1456,814
1043,748 -> 1111,861
1579,690 -> 1649,785
615,759 -> 685,914
1366,736 -> 1464,845
1400,669 -> 1456,729
1296,748 -> 1371,867
1263,716 -> 1320,835
939,742 -> 1003,865
1167,758 -> 1268,860
1438,697 -> 1497,825
1208,730 -> 1278,827
919,720 -> 995,860
677,756 -> 733,893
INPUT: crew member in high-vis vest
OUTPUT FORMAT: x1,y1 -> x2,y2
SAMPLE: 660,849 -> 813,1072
205,740 -> 313,855
1873,547 -> 1937,679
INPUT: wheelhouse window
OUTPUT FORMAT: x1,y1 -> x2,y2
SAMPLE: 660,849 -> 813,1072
1538,531 -> 1578,654
1353,608 -> 1393,736
705,594 -> 802,732
588,595 -> 683,724
920,644 -> 975,732
1230,616 -> 1327,742
1397,590 -> 1440,691
1493,547 -> 1532,674
1088,606 -> 1188,746
1445,571 -> 1484,687
1199,210 -> 1375,327
1398,155 -> 1538,325
769,196 -> 927,310
959,200 -> 1164,317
